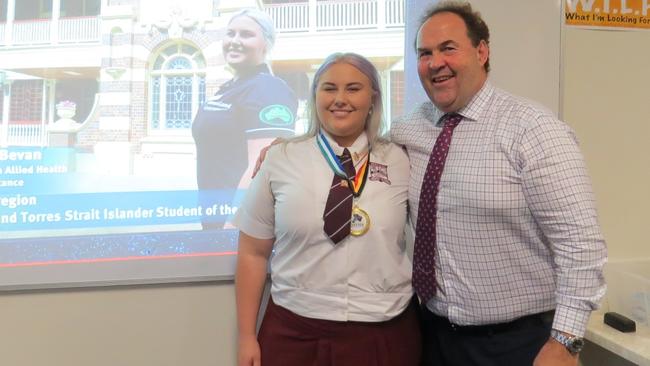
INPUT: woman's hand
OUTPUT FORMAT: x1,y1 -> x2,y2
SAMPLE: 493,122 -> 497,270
238,333 -> 261,366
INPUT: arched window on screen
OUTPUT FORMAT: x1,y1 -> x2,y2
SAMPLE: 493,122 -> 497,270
149,43 -> 206,133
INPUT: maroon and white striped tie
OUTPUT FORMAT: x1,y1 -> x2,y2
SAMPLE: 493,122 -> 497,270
323,148 -> 355,244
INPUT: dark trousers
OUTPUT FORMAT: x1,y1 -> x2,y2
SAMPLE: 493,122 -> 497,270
420,308 -> 553,366
258,297 -> 422,366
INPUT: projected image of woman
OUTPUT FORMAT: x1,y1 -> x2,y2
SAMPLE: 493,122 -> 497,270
234,53 -> 420,366
192,9 -> 298,229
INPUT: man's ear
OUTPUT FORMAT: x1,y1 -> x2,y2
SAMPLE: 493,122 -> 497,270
477,39 -> 489,67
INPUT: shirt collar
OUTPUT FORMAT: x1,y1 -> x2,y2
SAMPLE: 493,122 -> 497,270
433,81 -> 495,127
238,63 -> 271,78
218,63 -> 270,92
320,130 -> 369,159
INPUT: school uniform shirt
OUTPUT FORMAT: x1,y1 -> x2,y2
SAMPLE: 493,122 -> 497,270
233,132 -> 413,322
391,81 -> 606,337
192,63 -> 298,191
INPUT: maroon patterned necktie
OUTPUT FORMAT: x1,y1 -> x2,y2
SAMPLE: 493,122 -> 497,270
413,113 -> 462,303
323,148 -> 356,244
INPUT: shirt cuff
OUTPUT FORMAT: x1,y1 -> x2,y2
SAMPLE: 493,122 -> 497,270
552,304 -> 592,337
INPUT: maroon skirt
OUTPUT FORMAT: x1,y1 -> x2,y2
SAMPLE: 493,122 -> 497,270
257,297 -> 421,366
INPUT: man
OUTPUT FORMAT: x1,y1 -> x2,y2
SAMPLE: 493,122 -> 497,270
391,2 -> 607,366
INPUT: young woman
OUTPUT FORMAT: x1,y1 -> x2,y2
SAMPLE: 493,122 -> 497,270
192,9 -> 297,229
234,52 -> 420,366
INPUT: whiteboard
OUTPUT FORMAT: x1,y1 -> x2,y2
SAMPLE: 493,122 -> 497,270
0,0 -> 563,291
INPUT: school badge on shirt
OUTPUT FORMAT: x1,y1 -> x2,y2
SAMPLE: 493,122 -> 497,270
368,162 -> 391,185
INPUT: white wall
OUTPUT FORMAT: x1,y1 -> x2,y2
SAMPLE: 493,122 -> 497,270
563,26 -> 650,260
0,282 -> 237,366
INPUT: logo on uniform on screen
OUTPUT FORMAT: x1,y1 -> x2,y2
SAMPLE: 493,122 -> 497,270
204,100 -> 231,111
259,105 -> 294,126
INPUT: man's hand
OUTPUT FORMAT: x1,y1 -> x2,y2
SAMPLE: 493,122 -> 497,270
251,138 -> 283,178
533,338 -> 578,366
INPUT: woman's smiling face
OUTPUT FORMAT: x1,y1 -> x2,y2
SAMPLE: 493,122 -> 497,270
223,16 -> 267,71
316,62 -> 375,147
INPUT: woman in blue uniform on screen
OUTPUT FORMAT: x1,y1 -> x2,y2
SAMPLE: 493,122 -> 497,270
192,9 -> 298,229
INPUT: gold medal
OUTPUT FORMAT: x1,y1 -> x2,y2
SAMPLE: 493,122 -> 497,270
350,206 -> 370,236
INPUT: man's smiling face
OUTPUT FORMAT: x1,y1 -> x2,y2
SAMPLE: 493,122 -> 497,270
416,12 -> 489,113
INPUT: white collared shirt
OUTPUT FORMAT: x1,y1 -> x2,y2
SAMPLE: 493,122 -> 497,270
234,132 -> 413,322
391,82 -> 606,336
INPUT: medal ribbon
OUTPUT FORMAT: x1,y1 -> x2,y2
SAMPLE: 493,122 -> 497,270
317,131 -> 370,197
351,158 -> 369,197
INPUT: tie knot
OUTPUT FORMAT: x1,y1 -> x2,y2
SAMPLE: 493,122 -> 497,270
339,148 -> 355,179
442,113 -> 462,129
341,148 -> 351,159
